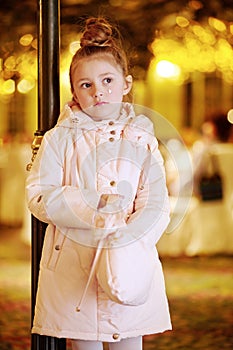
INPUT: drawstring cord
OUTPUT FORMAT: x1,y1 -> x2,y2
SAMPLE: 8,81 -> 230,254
76,195 -> 125,312
76,239 -> 104,312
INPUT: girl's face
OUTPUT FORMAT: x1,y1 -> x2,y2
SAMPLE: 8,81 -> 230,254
71,55 -> 132,120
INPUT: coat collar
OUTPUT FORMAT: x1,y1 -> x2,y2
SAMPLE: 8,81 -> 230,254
56,102 -> 135,131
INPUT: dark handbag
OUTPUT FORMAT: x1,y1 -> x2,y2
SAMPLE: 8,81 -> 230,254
199,153 -> 223,201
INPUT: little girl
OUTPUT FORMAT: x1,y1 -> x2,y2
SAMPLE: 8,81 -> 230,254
26,17 -> 171,350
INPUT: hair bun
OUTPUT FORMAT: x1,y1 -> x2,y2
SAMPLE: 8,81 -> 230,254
80,17 -> 114,48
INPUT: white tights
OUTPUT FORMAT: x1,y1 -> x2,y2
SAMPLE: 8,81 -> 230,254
71,336 -> 142,350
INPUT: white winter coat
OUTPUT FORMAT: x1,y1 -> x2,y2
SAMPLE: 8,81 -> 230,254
26,103 -> 171,342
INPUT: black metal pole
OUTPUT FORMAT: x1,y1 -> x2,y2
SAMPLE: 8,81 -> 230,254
31,0 -> 66,349
37,0 -> 60,131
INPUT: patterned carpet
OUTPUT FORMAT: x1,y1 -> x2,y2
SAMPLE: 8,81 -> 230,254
0,228 -> 233,350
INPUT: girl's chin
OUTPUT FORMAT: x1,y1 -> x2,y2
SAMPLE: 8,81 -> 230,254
84,103 -> 122,121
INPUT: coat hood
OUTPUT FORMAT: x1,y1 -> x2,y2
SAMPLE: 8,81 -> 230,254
56,102 -> 156,148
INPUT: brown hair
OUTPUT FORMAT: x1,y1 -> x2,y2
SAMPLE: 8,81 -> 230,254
69,17 -> 129,94
205,111 -> 233,142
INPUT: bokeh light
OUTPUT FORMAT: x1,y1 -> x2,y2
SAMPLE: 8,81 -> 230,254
150,16 -> 233,84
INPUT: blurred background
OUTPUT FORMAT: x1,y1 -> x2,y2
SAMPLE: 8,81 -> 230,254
0,0 -> 233,235
0,0 -> 233,349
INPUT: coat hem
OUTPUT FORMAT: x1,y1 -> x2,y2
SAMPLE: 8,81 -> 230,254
32,325 -> 172,342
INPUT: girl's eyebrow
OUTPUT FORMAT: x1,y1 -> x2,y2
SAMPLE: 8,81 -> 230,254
78,72 -> 116,83
100,72 -> 116,77
77,78 -> 90,84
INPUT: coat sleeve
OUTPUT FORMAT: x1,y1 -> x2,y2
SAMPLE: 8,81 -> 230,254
25,129 -> 100,229
115,123 -> 170,246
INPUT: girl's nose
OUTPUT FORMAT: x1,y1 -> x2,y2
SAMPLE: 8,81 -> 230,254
93,86 -> 103,98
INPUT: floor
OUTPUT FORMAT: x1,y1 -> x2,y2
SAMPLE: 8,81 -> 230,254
0,226 -> 233,350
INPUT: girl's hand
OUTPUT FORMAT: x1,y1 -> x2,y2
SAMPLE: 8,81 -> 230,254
97,193 -> 124,209
94,213 -> 126,241
94,194 -> 126,240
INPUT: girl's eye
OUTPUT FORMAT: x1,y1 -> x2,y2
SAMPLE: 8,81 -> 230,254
81,82 -> 91,89
103,77 -> 112,84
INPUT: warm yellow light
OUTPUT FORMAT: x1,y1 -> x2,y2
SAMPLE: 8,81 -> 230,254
227,109 -> 233,124
156,60 -> 181,78
4,56 -> 16,70
176,16 -> 189,28
185,34 -> 201,53
69,41 -> 80,55
230,24 -> 233,35
150,16 -> 233,83
192,25 -> 214,44
208,17 -> 226,32
17,78 -> 35,94
19,34 -> 34,46
31,38 -> 38,50
215,38 -> 233,71
2,79 -> 15,94
60,69 -> 70,88
189,0 -> 203,10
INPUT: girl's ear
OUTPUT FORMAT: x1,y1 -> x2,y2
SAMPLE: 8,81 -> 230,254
123,75 -> 133,96
72,91 -> 79,105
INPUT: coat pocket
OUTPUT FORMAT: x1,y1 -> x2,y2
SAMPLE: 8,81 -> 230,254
40,225 -> 66,271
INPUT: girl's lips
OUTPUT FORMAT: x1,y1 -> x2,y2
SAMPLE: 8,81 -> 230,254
94,101 -> 108,106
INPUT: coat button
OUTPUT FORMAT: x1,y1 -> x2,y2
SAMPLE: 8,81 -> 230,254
109,121 -> 114,126
110,130 -> 116,135
55,245 -> 60,251
112,333 -> 120,340
110,180 -> 116,186
109,137 -> 114,142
